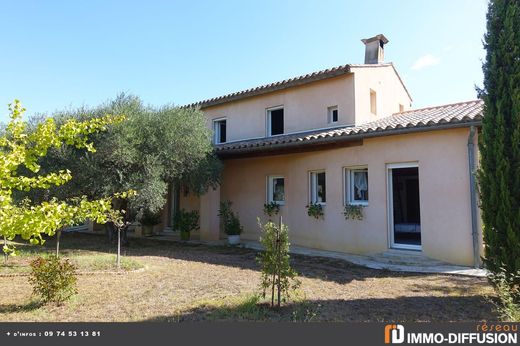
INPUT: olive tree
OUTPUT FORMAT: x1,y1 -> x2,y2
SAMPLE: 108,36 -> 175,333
29,94 -> 222,241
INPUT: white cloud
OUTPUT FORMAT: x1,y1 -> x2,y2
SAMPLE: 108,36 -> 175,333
411,54 -> 441,70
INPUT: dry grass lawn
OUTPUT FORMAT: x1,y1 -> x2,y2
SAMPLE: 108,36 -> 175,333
0,233 -> 499,322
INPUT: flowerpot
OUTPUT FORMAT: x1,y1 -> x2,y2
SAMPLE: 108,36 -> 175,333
180,230 -> 190,241
142,225 -> 154,236
227,234 -> 241,245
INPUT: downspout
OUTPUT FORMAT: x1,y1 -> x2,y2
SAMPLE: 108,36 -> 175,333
467,126 -> 480,268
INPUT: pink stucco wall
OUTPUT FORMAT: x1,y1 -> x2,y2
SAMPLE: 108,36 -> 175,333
202,75 -> 355,142
216,128 -> 480,266
201,65 -> 412,143
351,65 -> 412,125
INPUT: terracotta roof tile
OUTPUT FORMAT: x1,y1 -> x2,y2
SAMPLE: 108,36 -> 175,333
215,99 -> 483,155
183,63 -> 408,109
183,64 -> 353,109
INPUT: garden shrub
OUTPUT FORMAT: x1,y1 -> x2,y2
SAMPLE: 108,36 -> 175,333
28,255 -> 78,305
489,268 -> 520,321
218,201 -> 243,236
173,209 -> 200,233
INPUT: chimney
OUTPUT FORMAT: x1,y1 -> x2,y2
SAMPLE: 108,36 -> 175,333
361,34 -> 389,64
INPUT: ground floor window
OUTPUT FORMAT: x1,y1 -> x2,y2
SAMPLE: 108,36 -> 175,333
267,176 -> 285,204
309,171 -> 326,204
345,167 -> 369,205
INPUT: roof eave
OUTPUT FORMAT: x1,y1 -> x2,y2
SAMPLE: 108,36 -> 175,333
216,120 -> 482,158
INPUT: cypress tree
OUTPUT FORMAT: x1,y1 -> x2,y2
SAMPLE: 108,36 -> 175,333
479,0 -> 520,283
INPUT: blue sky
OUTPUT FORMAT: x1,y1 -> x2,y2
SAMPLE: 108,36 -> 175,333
0,0 -> 488,121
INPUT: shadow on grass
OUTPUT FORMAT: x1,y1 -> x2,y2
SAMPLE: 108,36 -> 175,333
43,233 -> 417,285
146,295 -> 499,322
11,233 -> 488,286
0,301 -> 43,314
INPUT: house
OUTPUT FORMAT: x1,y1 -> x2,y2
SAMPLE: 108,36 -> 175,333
161,34 -> 483,267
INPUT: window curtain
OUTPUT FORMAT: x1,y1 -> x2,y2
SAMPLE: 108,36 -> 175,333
354,171 -> 368,199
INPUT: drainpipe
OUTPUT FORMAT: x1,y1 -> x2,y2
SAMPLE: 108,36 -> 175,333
467,126 -> 480,268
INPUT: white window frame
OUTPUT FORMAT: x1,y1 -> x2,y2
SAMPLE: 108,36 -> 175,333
344,166 -> 369,206
266,105 -> 284,137
266,175 -> 285,205
213,117 -> 227,144
328,106 -> 338,124
309,170 -> 326,205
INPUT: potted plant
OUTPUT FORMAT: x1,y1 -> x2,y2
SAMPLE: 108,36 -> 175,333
263,201 -> 280,218
218,201 -> 243,245
306,202 -> 324,220
343,204 -> 364,220
173,209 -> 200,241
140,210 -> 162,236
225,213 -> 243,245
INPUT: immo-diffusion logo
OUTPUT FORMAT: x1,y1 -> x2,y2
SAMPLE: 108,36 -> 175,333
384,323 -> 518,344
385,324 -> 405,344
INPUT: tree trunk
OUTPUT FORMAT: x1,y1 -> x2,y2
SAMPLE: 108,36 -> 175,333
276,216 -> 282,307
271,271 -> 276,307
270,223 -> 278,307
3,235 -> 7,265
117,227 -> 121,270
56,228 -> 62,258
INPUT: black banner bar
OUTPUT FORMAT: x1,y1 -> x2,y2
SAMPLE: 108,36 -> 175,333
0,322 -> 517,346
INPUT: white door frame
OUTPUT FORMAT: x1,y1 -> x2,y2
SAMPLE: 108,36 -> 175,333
386,162 -> 422,251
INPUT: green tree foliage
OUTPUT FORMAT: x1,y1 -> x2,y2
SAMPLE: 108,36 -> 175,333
257,219 -> 300,307
479,0 -> 520,287
30,94 -> 221,224
0,100 -> 127,252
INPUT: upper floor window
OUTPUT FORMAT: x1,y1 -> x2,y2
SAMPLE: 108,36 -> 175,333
309,171 -> 326,204
213,118 -> 227,144
399,104 -> 404,113
267,106 -> 284,136
267,176 -> 285,204
370,89 -> 377,115
345,167 -> 369,205
328,106 -> 338,123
